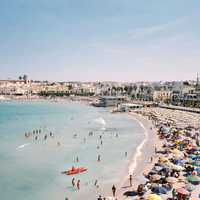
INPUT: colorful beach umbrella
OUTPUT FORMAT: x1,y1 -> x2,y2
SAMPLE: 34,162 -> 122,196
196,155 -> 200,159
174,140 -> 180,144
186,177 -> 200,182
161,127 -> 167,130
155,163 -> 165,168
184,184 -> 197,191
161,167 -> 171,173
150,174 -> 161,181
166,177 -> 177,183
151,186 -> 167,194
175,159 -> 185,164
189,175 -> 200,180
152,166 -> 162,171
191,147 -> 200,151
190,161 -> 200,166
172,165 -> 183,171
172,149 -> 181,155
173,153 -> 184,160
196,167 -> 200,172
176,188 -> 190,195
188,155 -> 196,159
159,157 -> 168,162
164,162 -> 174,168
148,194 -> 162,200
135,176 -> 149,182
188,144 -> 196,147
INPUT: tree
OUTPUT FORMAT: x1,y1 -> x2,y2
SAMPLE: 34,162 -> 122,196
183,81 -> 189,86
133,85 -> 137,95
196,99 -> 200,108
124,86 -> 128,92
175,98 -> 180,106
18,76 -> 22,79
131,94 -> 135,100
140,85 -> 144,92
129,86 -> 133,94
185,99 -> 191,107
128,91 -> 131,95
147,89 -> 151,101
137,93 -> 140,98
68,85 -> 73,90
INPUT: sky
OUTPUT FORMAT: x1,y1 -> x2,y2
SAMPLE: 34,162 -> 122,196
0,0 -> 200,82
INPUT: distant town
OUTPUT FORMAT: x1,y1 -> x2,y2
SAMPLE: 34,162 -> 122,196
0,74 -> 200,109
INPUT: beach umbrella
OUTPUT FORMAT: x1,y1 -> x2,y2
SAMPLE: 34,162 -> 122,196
176,188 -> 190,195
161,127 -> 167,131
188,144 -> 196,147
174,140 -> 180,144
186,177 -> 200,182
196,167 -> 200,172
191,147 -> 200,151
172,149 -> 181,155
184,184 -> 197,191
174,153 -> 184,160
164,162 -> 174,168
168,131 -> 173,133
172,165 -> 184,171
162,131 -> 168,134
159,157 -> 168,162
166,177 -> 177,183
175,159 -> 185,164
152,166 -> 162,171
188,155 -> 196,159
151,186 -> 167,194
190,161 -> 200,166
135,176 -> 149,182
148,194 -> 162,200
161,167 -> 171,173
139,196 -> 146,199
155,163 -> 165,168
150,174 -> 161,181
196,155 -> 200,159
189,175 -> 200,180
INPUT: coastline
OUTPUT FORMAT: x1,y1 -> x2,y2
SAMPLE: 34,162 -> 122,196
115,112 -> 158,199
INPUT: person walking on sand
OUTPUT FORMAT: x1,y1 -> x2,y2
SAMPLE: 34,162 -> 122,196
97,195 -> 103,200
77,180 -> 80,189
151,156 -> 153,162
72,178 -> 75,187
112,185 -> 116,197
129,175 -> 132,187
172,188 -> 176,199
155,147 -> 157,154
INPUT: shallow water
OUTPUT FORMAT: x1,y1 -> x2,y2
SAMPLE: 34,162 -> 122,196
0,101 -> 145,200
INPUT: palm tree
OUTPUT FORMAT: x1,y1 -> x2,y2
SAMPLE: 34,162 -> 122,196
18,76 -> 22,79
124,86 -> 128,92
131,94 -> 135,100
133,85 -> 137,96
175,98 -> 180,106
185,99 -> 191,107
108,88 -> 111,95
120,87 -> 124,94
196,99 -> 200,108
147,89 -> 151,101
137,93 -> 140,98
140,85 -> 144,92
129,86 -> 133,94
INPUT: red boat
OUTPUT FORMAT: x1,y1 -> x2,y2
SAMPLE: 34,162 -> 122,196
62,166 -> 87,175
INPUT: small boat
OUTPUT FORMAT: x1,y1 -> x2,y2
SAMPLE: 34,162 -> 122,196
62,166 -> 87,175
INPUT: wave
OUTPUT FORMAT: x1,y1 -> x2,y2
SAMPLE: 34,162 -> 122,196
100,127 -> 107,131
17,143 -> 30,148
117,116 -> 148,187
94,117 -> 106,125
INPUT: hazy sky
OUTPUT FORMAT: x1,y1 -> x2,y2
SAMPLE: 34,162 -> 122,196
0,0 -> 200,82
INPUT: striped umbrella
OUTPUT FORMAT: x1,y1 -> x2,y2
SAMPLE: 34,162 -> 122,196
166,177 -> 178,183
164,162 -> 174,168
150,174 -> 161,181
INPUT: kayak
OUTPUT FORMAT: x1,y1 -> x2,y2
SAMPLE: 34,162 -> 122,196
62,167 -> 87,175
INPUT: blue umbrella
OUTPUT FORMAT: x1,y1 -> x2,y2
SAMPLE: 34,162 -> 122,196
151,186 -> 167,194
175,159 -> 185,164
188,155 -> 196,158
196,155 -> 200,159
155,163 -> 165,167
161,167 -> 171,173
191,147 -> 200,151
196,168 -> 200,172
162,127 -> 167,131
152,166 -> 162,171
168,131 -> 173,133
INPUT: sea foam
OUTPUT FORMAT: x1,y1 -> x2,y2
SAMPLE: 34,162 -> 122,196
94,117 -> 106,125
17,143 -> 30,148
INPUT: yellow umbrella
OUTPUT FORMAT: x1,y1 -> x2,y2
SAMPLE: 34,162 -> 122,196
172,149 -> 181,154
172,165 -> 184,171
174,140 -> 180,144
166,177 -> 178,183
160,157 -> 168,162
148,194 -> 162,200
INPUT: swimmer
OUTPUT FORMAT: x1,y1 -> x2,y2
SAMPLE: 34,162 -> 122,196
116,134 -> 118,137
97,146 -> 99,149
98,155 -> 101,162
72,178 -> 75,187
76,157 -> 79,162
125,152 -> 127,156
95,180 -> 97,186
58,142 -> 60,146
35,136 -> 38,140
100,135 -> 102,139
77,180 -> 80,189
101,141 -> 103,145
84,138 -> 86,142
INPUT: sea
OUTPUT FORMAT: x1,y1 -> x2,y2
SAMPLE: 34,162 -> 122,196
0,100 -> 146,200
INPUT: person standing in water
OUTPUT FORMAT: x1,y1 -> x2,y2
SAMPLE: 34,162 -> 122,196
77,180 -> 80,189
95,180 -> 97,186
129,175 -> 132,187
76,157 -> 79,162
112,185 -> 116,197
98,155 -> 101,162
72,178 -> 75,187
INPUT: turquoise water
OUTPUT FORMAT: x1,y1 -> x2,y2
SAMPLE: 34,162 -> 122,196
0,101 -> 145,200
